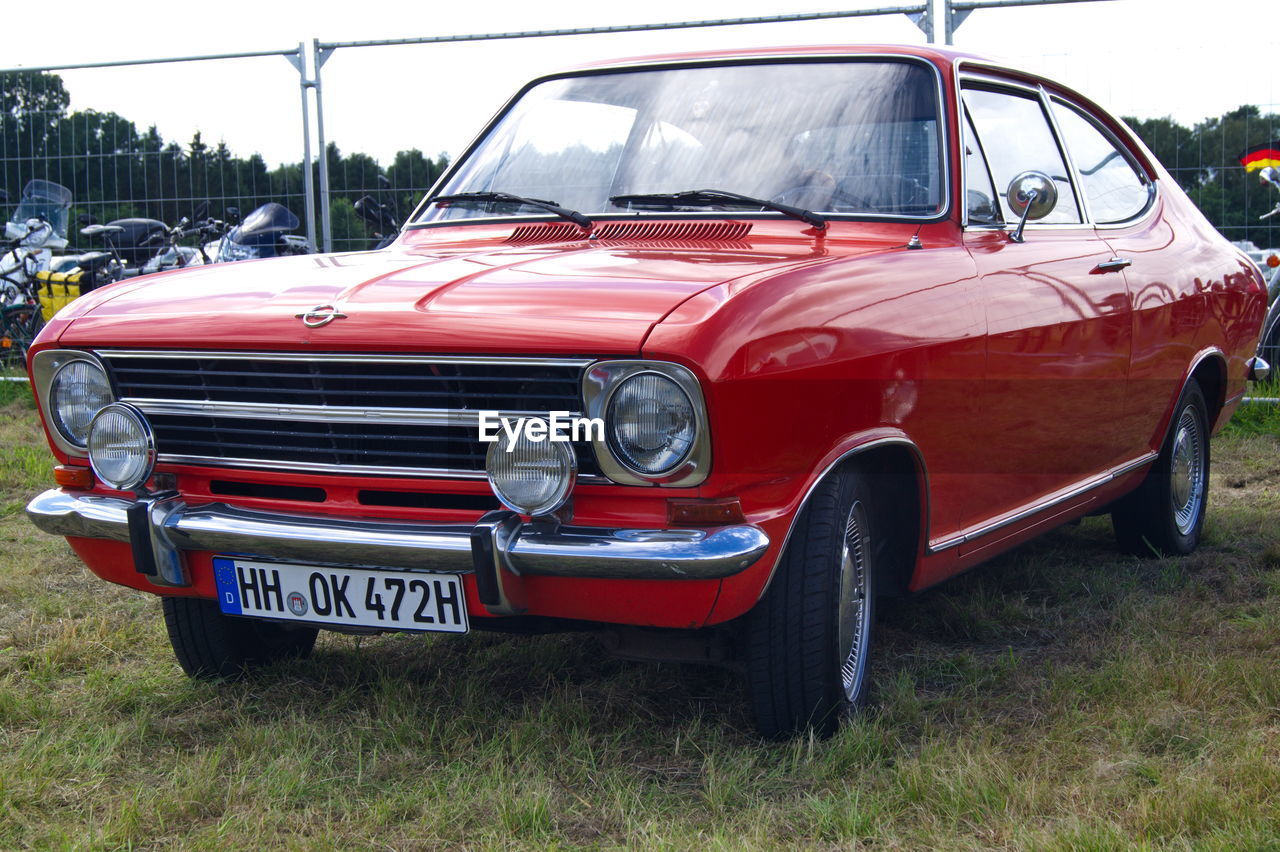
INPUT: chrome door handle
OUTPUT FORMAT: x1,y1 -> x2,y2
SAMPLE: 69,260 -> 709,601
1094,257 -> 1132,272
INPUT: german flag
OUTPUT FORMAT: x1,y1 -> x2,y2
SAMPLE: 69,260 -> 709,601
1240,141 -> 1280,172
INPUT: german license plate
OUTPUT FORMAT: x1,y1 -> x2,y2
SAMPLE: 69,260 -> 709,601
212,557 -> 469,633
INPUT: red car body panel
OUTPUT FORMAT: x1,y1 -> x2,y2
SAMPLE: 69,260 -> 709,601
26,45 -> 1268,632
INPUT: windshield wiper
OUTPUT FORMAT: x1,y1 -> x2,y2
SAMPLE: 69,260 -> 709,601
609,189 -> 826,230
430,191 -> 592,229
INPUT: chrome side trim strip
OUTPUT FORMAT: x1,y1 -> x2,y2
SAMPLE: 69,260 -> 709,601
926,452 -> 1158,554
26,489 -> 768,582
99,350 -> 596,368
127,399 -> 568,427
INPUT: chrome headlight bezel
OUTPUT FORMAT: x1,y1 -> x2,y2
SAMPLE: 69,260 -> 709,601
31,349 -> 116,457
583,360 -> 710,487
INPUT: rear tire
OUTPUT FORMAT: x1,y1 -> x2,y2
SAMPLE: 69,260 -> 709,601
744,465 -> 882,739
162,597 -> 317,678
1112,379 -> 1210,556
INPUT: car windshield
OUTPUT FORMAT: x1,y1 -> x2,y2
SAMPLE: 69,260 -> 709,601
416,59 -> 944,224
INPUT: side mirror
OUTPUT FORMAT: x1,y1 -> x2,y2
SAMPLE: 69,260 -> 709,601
225,206 -> 241,224
1005,171 -> 1058,243
193,201 -> 209,221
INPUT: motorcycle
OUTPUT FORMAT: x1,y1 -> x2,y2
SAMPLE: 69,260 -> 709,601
1,180 -> 71,305
1,180 -> 71,368
139,203 -> 228,274
354,174 -> 401,249
205,202 -> 314,262
355,195 -> 400,249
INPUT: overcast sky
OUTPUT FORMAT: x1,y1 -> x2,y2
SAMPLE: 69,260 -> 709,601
6,0 -> 1275,169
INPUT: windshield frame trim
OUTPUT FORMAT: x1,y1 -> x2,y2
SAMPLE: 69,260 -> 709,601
406,53 -> 952,230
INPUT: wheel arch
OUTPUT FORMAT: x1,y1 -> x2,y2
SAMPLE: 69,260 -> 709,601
1185,347 -> 1227,432
760,435 -> 927,603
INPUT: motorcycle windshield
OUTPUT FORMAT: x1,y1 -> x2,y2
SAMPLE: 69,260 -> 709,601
10,180 -> 73,240
227,203 -> 299,242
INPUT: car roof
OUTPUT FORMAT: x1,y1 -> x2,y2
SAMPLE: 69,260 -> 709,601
569,43 -> 991,72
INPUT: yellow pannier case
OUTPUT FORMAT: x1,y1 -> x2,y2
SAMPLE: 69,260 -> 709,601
35,269 -> 84,322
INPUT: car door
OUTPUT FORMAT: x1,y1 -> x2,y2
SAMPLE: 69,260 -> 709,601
1045,96 -> 1194,459
960,81 -> 1134,534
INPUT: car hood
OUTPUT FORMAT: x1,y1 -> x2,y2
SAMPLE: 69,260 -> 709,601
56,239 -> 889,354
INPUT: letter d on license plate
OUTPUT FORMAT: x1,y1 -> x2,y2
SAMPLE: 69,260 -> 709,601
213,557 -> 468,633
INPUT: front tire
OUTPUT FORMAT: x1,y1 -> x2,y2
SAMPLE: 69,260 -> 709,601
1112,379 -> 1210,556
744,465 -> 880,739
162,597 -> 318,678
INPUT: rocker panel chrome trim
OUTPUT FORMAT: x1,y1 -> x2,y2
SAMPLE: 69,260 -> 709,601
925,451 -> 1158,553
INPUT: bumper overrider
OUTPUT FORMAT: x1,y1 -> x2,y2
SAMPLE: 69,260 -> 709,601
25,489 -> 771,616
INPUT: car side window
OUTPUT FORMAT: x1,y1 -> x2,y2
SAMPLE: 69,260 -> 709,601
1051,100 -> 1151,224
962,87 -> 1082,225
963,109 -> 1001,225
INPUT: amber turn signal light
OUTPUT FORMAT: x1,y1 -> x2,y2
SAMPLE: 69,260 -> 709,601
1268,254 -> 1280,268
667,498 -> 746,526
53,465 -> 94,489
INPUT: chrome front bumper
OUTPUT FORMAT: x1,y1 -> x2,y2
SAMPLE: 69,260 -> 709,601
26,489 -> 770,615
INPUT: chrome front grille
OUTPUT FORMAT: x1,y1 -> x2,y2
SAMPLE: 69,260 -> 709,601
97,351 -> 597,478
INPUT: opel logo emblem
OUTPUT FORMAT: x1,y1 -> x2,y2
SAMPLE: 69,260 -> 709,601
295,304 -> 349,328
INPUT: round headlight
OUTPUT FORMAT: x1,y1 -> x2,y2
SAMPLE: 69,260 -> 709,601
606,372 -> 696,475
485,421 -> 576,516
88,403 -> 155,491
50,358 -> 114,447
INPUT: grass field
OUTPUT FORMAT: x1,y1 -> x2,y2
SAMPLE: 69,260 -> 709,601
2,377 -> 1279,849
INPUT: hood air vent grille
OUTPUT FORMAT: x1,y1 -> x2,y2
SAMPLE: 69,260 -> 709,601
595,221 -> 752,242
506,221 -> 753,244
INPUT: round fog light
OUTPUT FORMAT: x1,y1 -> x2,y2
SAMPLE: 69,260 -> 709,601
88,403 -> 156,491
485,421 -> 576,516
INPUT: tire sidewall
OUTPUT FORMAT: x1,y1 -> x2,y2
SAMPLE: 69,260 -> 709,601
1156,381 -> 1211,553
828,484 -> 876,713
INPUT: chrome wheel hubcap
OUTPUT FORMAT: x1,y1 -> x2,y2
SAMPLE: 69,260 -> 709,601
1169,404 -> 1205,536
837,500 -> 871,701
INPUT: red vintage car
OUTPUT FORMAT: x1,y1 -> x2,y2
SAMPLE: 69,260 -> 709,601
24,45 -> 1269,738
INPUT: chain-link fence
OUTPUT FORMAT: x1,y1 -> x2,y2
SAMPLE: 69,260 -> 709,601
0,49 -> 313,265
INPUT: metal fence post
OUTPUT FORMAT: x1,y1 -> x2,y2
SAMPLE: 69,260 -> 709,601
288,44 -> 318,252
313,39 -> 334,254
